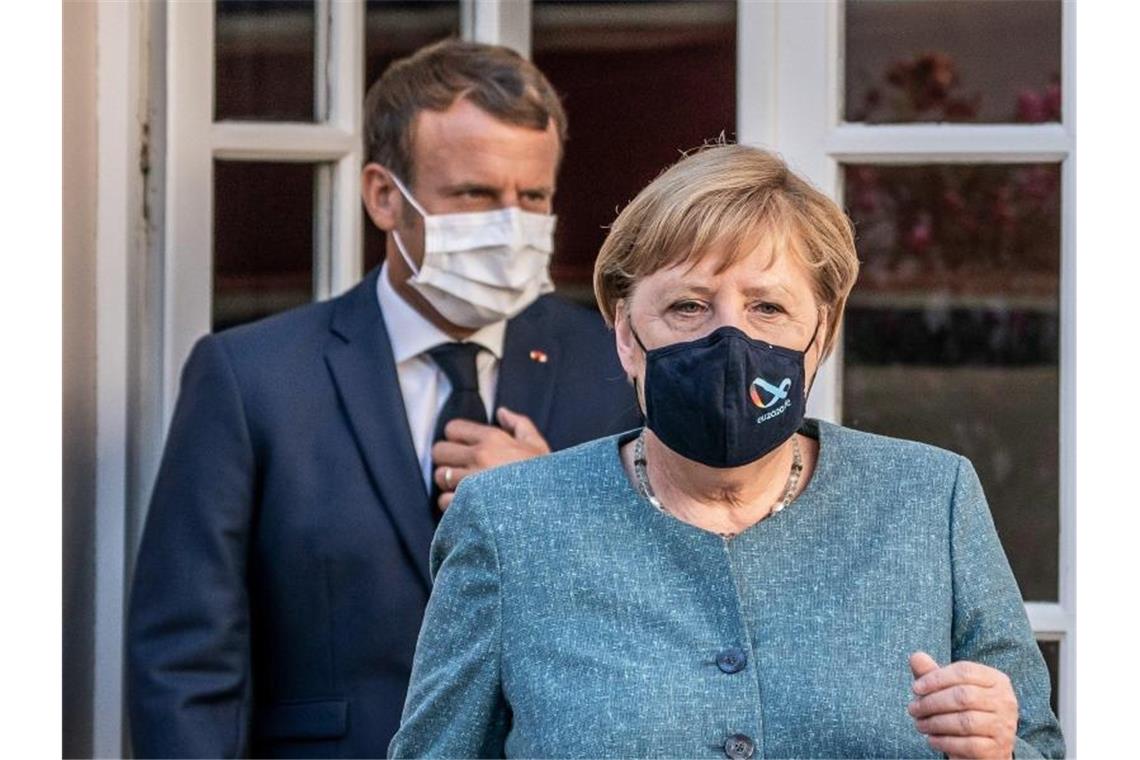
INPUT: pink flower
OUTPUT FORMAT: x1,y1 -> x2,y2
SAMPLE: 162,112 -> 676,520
854,188 -> 879,214
1045,82 -> 1062,120
904,215 -> 934,254
941,190 -> 965,213
1017,89 -> 1048,123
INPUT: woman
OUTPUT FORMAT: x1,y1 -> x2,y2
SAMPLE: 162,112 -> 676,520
388,145 -> 1064,759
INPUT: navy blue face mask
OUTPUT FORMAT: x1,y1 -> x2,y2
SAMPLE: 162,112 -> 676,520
631,320 -> 821,468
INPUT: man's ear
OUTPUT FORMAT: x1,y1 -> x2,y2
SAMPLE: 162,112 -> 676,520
361,163 -> 402,232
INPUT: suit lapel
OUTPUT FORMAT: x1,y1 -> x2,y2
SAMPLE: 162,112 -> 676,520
324,269 -> 433,590
495,300 -> 560,434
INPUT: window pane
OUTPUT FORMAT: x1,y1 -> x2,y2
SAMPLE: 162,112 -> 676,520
362,1 -> 462,273
533,0 -> 736,304
214,161 -> 316,330
216,0 -> 317,122
842,163 -> 1061,601
1037,639 -> 1060,717
845,0 -> 1062,124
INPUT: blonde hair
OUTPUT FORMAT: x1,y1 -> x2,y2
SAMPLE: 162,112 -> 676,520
593,144 -> 860,361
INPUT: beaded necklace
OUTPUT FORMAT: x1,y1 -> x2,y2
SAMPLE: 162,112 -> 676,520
632,430 -> 803,540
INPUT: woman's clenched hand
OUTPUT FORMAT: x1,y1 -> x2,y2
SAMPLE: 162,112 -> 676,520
908,651 -> 1018,759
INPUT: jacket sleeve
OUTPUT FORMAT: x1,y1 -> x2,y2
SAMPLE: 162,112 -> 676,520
127,335 -> 256,758
388,479 -> 510,759
948,456 -> 1066,759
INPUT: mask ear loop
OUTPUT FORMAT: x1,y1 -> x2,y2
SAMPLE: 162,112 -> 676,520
387,172 -> 431,219
625,309 -> 651,417
391,230 -> 420,277
803,306 -> 826,398
628,322 -> 650,355
803,311 -> 823,354
387,172 -> 430,278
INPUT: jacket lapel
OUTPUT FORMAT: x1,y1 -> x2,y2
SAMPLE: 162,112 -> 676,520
495,300 -> 560,434
324,269 -> 433,589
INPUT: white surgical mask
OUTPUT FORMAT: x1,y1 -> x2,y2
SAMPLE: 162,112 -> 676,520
388,174 -> 556,329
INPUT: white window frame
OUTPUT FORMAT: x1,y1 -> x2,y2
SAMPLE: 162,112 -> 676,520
164,0 -> 364,429
161,0 -> 515,430
737,0 -> 1075,742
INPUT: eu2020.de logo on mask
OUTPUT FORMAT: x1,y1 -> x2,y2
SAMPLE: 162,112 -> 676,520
750,376 -> 792,424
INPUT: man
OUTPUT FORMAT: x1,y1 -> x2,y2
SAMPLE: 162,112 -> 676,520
128,40 -> 640,758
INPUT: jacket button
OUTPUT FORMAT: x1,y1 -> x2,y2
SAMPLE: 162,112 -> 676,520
716,647 -> 747,674
724,733 -> 755,759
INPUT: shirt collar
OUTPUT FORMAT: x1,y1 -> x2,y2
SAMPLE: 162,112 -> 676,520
376,261 -> 506,364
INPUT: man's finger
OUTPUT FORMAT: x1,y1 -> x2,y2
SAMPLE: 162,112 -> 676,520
907,684 -> 988,718
496,407 -> 544,446
443,418 -> 503,445
437,491 -> 455,511
914,660 -> 1000,696
430,440 -> 478,468
434,465 -> 472,491
913,710 -> 998,738
909,651 -> 939,681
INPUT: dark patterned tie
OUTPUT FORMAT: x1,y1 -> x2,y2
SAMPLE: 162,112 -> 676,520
426,342 -> 487,512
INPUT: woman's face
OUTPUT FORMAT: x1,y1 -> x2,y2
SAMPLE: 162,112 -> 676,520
615,233 -> 828,398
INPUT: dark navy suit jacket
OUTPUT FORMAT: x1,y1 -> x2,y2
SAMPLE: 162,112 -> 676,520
127,268 -> 641,758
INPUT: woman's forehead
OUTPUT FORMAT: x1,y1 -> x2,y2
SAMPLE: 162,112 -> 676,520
647,235 -> 812,291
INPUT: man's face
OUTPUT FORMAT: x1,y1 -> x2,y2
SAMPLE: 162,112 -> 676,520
362,96 -> 561,333
402,97 -> 560,223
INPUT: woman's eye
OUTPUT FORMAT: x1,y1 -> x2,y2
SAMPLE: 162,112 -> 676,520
670,301 -> 706,315
754,302 -> 782,316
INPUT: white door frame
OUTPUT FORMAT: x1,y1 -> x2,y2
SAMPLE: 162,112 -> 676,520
739,0 -> 1076,741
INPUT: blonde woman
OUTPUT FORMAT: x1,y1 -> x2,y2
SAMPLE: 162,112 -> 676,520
388,145 -> 1064,759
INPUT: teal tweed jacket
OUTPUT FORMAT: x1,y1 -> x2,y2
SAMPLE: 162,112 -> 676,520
388,420 -> 1064,759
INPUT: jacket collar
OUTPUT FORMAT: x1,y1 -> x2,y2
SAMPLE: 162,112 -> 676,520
325,267 -> 434,589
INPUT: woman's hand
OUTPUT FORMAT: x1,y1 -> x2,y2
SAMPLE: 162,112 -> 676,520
907,651 -> 1018,759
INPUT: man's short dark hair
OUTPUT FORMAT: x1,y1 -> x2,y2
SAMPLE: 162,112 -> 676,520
363,39 -> 568,183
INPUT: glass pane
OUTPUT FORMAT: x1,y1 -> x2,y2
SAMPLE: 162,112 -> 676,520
842,164 -> 1061,601
1037,639 -> 1060,717
362,1 -> 462,273
845,0 -> 1062,124
533,0 -> 737,304
216,0 -> 317,122
214,161 -> 316,330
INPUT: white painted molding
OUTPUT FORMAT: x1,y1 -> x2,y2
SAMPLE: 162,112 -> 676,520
95,1 -> 146,755
736,0 -> 777,149
468,0 -> 531,58
826,124 -> 1072,163
1025,602 -> 1073,637
164,0 -> 215,427
1058,1 -> 1076,745
776,0 -> 842,422
329,0 -> 364,296
212,123 -> 356,162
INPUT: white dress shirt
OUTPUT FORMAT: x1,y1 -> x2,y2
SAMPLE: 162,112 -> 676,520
376,262 -> 506,490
